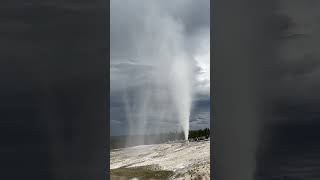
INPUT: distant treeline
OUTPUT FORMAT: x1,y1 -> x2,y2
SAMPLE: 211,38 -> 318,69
110,128 -> 210,149
188,128 -> 210,139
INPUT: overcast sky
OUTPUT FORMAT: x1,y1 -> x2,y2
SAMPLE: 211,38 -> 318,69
110,0 -> 210,136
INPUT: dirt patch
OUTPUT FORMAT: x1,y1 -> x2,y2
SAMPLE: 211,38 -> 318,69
110,166 -> 174,180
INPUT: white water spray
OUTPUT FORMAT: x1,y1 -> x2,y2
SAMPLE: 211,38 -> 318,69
169,57 -> 193,140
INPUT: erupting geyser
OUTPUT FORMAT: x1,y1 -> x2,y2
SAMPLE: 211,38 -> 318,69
112,0 -> 195,144
169,57 -> 193,140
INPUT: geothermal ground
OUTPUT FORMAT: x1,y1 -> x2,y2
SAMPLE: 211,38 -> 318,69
110,140 -> 210,180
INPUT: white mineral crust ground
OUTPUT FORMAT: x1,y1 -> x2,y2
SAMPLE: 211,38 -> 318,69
110,140 -> 210,179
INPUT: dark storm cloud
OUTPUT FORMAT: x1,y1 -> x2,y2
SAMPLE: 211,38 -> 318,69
110,89 -> 210,131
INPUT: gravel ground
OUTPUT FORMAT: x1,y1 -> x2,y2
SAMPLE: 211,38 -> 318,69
110,140 -> 210,179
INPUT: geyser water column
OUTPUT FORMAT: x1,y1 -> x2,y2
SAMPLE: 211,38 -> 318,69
169,56 -> 193,140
